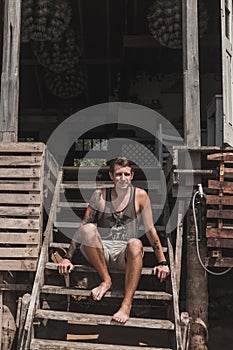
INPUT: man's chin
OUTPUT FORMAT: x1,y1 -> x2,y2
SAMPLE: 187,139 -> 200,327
117,183 -> 129,189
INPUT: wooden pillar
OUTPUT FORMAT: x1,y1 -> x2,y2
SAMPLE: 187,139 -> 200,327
182,0 -> 208,348
0,1 -> 21,347
0,0 -> 21,142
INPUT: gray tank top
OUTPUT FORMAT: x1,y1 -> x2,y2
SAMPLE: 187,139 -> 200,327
97,186 -> 139,241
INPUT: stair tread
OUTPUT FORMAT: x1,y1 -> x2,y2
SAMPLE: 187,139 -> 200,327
35,309 -> 175,330
41,285 -> 173,300
49,242 -> 168,253
54,221 -> 164,228
57,203 -> 164,210
30,338 -> 172,350
46,262 -> 159,275
61,180 -> 161,190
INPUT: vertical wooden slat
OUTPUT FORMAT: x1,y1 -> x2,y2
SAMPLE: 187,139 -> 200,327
0,273 -> 3,348
175,200 -> 184,297
182,0 -> 201,147
0,0 -> 21,142
182,1 -> 208,349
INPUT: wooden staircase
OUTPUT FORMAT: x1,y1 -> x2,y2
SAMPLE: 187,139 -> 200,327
19,165 -> 184,350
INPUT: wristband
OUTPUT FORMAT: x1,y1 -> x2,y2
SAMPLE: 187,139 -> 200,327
158,261 -> 168,266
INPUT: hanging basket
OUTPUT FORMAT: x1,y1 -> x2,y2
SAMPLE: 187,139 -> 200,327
22,0 -> 72,42
32,29 -> 81,72
147,0 -> 208,49
44,66 -> 87,99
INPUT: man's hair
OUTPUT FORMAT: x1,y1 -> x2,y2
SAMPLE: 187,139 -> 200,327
109,157 -> 133,174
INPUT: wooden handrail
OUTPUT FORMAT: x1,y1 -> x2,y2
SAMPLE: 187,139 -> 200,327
19,171 -> 63,350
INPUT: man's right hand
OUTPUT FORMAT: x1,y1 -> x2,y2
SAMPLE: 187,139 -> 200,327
58,258 -> 74,275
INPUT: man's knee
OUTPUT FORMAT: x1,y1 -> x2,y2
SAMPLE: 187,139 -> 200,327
126,238 -> 143,257
81,224 -> 101,245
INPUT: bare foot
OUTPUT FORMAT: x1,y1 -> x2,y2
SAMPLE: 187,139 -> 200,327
112,303 -> 131,324
91,281 -> 112,301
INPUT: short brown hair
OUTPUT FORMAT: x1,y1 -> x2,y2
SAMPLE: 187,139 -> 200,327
109,157 -> 133,174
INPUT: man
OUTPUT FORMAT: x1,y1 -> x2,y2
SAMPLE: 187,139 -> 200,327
59,157 -> 169,324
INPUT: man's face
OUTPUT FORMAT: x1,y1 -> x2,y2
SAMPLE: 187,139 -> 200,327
109,165 -> 134,190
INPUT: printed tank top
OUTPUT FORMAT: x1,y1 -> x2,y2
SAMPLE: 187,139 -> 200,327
97,186 -> 139,241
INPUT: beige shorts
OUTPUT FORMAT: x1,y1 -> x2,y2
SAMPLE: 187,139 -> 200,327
80,240 -> 127,270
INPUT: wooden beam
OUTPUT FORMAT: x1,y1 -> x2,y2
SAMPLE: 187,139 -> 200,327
35,309 -> 175,330
123,34 -> 219,49
0,0 -> 21,141
183,0 -> 201,147
182,2 -> 208,349
30,338 -> 173,350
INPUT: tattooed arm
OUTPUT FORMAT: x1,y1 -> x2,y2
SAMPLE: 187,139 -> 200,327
137,188 -> 169,282
59,190 -> 102,274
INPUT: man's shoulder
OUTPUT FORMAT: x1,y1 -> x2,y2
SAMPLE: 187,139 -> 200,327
135,187 -> 148,198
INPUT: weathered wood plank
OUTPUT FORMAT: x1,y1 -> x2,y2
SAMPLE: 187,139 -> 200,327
45,149 -> 59,178
223,168 -> 233,178
0,193 -> 40,204
66,334 -> 99,341
0,247 -> 39,258
0,156 -> 42,166
0,233 -> 39,244
207,237 -> 233,249
208,180 -> 233,194
206,195 -> 233,205
41,285 -> 172,301
175,200 -> 184,296
0,168 -> 40,178
17,294 -> 31,347
49,242 -> 167,253
0,143 -> 45,153
46,262 -> 156,275
0,260 -> 37,271
206,227 -> 233,238
205,257 -> 233,267
30,338 -> 172,350
0,218 -> 39,229
0,206 -> 40,216
35,309 -> 174,330
61,180 -> 161,190
207,209 -> 233,219
0,181 -> 40,191
0,0 -> 21,141
0,284 -> 31,291
207,152 -> 233,162
0,286 -> 2,349
19,172 -> 63,350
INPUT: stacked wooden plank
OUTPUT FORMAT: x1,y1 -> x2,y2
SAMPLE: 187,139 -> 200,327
205,152 -> 233,267
0,142 -> 46,271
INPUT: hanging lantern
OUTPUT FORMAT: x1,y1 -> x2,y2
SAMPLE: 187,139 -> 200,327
147,0 -> 208,49
22,0 -> 72,42
44,66 -> 87,99
32,30 -> 81,72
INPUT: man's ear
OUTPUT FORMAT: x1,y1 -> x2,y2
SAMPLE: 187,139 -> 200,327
109,171 -> 113,180
131,171 -> 134,180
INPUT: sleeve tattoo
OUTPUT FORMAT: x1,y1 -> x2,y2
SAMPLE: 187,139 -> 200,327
82,190 -> 102,224
64,190 -> 102,261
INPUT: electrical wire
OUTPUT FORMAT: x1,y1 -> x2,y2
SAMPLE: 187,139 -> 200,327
192,189 -> 232,276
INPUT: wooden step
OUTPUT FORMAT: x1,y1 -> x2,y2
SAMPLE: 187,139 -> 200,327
49,242 -> 168,253
30,338 -> 173,350
61,181 -> 161,190
41,285 -> 173,301
34,309 -> 174,330
54,221 -> 164,229
46,263 -> 162,276
57,202 -> 164,210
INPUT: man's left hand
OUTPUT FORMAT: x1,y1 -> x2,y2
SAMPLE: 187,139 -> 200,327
152,265 -> 170,282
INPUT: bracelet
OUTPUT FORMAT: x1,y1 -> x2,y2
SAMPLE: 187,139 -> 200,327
158,261 -> 168,266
